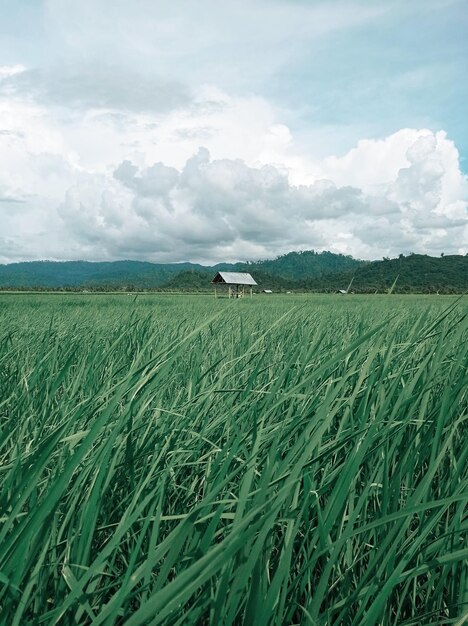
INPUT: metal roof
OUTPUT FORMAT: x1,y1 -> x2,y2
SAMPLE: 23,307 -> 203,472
212,271 -> 257,285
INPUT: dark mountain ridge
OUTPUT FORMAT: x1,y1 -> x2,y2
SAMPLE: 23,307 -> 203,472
0,251 -> 466,293
0,260 -> 203,288
0,251 -> 363,289
304,254 -> 467,293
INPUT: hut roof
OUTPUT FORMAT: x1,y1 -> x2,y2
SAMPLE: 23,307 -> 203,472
212,271 -> 257,285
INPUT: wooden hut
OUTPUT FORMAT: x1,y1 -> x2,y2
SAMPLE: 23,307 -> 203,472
211,272 -> 257,298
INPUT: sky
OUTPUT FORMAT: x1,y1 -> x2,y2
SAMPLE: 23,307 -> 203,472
0,0 -> 467,264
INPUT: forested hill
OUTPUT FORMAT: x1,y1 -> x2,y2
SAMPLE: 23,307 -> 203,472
0,260 -> 205,289
304,254 -> 467,294
0,252 -> 466,293
242,250 -> 364,279
0,251 -> 363,289
164,254 -> 467,293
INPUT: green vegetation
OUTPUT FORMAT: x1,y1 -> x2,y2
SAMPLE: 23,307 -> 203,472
160,255 -> 468,294
245,250 -> 365,280
304,254 -> 468,294
161,269 -> 294,292
0,260 -> 201,290
0,251 -> 363,290
0,294 -> 467,624
1,251 -> 466,293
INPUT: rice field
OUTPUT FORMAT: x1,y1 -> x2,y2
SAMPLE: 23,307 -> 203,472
0,293 -> 467,625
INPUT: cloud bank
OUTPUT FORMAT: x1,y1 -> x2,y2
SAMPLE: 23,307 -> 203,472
0,65 -> 466,264
57,136 -> 466,263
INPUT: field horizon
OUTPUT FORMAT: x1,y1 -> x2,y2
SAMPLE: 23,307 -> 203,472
1,252 -> 466,294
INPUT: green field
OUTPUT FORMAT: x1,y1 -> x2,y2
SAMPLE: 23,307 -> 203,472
0,294 -> 467,625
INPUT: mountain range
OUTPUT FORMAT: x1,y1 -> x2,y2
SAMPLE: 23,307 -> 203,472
0,251 -> 466,293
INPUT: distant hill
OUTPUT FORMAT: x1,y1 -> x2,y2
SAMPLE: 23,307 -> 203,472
0,251 -> 365,289
0,252 -> 466,293
303,254 -> 468,294
0,260 -> 206,289
159,269 -> 212,290
160,269 -> 293,291
244,250 -> 365,279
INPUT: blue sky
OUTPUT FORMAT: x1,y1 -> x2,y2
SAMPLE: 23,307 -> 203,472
0,0 -> 466,262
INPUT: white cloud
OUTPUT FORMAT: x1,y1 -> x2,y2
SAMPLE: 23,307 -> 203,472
0,64 -> 190,113
0,73 -> 466,263
0,65 -> 26,78
54,141 -> 466,263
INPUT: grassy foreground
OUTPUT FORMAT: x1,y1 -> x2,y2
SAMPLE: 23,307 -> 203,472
0,294 -> 467,625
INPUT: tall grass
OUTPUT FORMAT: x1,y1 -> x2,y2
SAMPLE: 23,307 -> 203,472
0,294 -> 467,625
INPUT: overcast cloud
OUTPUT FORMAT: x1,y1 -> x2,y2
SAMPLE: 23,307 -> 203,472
0,0 -> 466,263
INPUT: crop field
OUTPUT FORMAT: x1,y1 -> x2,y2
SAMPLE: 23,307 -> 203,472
0,293 -> 467,625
